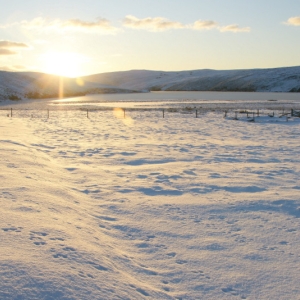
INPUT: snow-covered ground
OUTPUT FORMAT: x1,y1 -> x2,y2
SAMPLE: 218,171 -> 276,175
1,106 -> 299,299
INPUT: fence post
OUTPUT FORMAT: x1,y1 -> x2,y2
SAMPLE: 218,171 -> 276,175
224,111 -> 227,118
163,109 -> 164,118
11,108 -> 12,118
47,109 -> 49,118
196,110 -> 198,118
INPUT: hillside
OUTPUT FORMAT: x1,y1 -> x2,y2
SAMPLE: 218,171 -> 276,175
0,71 -> 138,101
83,66 -> 300,92
1,66 -> 300,102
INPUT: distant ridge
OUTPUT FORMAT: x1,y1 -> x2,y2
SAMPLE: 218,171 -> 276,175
0,66 -> 300,101
0,71 -> 140,101
83,66 -> 300,93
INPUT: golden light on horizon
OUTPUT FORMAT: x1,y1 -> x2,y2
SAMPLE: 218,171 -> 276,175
41,52 -> 87,78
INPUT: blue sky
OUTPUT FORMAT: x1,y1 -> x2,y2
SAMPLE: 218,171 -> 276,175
0,0 -> 299,77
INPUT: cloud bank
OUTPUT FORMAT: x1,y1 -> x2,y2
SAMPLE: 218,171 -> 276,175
1,16 -> 250,34
123,15 -> 249,33
0,40 -> 29,56
20,17 -> 118,34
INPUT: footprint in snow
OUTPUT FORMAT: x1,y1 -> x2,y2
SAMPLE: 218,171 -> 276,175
222,286 -> 247,299
279,241 -> 288,245
34,241 -> 46,246
49,237 -> 65,241
30,231 -> 48,237
136,288 -> 149,297
176,259 -> 188,265
2,226 -> 23,232
96,215 -> 118,222
136,242 -> 150,248
166,252 -> 176,258
29,231 -> 48,246
53,253 -> 68,259
63,246 -> 76,252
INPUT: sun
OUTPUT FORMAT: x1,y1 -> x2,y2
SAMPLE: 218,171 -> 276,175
41,52 -> 87,77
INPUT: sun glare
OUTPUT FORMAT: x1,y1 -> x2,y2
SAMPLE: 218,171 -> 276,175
41,52 -> 87,77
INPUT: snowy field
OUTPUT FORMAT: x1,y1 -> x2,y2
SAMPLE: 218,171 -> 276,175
1,106 -> 300,299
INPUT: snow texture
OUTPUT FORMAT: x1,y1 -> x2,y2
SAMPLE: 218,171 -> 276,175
0,102 -> 299,299
83,66 -> 300,92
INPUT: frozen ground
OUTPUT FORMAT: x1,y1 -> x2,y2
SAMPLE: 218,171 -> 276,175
0,106 -> 299,299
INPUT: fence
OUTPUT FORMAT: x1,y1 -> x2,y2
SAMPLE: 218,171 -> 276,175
1,107 -> 300,120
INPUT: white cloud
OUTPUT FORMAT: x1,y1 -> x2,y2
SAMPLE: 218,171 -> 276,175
123,15 -> 185,31
0,49 -> 17,55
0,40 -> 29,48
63,18 -> 114,30
219,24 -> 251,33
284,16 -> 300,26
123,15 -> 250,34
20,17 -> 118,34
192,20 -> 218,30
1,15 -> 251,35
0,40 -> 29,56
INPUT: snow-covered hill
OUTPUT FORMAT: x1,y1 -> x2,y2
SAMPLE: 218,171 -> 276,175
83,66 -> 300,92
0,71 -> 138,101
1,66 -> 299,101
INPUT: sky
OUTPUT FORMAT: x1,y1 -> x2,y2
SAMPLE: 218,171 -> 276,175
0,0 -> 300,77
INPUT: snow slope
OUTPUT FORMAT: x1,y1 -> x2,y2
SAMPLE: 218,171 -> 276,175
83,66 -> 300,92
0,71 -> 137,100
1,107 -> 299,299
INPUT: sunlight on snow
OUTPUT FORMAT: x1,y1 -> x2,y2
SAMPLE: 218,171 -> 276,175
113,107 -> 134,126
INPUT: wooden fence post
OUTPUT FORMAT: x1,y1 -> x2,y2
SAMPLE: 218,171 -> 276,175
196,110 -> 198,118
163,109 -> 164,118
11,108 -> 12,117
